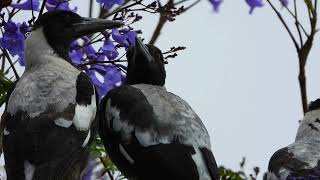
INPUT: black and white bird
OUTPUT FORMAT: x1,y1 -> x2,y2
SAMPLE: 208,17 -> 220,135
1,11 -> 122,180
264,99 -> 320,180
99,38 -> 219,180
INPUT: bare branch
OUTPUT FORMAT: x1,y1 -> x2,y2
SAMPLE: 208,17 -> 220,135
0,48 -> 19,80
266,0 -> 300,51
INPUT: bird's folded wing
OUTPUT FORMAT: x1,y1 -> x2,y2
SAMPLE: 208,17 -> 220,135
99,84 -> 219,180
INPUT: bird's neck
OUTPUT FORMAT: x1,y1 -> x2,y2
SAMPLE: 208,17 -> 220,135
25,28 -> 72,70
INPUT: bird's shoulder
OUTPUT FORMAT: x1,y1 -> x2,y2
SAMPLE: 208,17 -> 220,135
101,84 -> 210,148
267,141 -> 320,179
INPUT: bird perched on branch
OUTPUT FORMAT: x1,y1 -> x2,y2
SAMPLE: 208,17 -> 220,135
264,99 -> 320,180
99,38 -> 219,180
1,10 -> 122,180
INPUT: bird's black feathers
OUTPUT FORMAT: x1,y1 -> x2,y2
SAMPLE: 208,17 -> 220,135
200,147 -> 220,180
309,99 -> 320,111
126,43 -> 166,86
76,72 -> 94,105
107,85 -> 155,130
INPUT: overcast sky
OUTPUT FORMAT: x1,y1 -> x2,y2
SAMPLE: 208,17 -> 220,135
2,0 -> 320,179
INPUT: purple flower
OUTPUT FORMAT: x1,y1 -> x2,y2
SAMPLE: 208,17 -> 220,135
86,65 -> 123,99
10,0 -> 40,11
111,28 -> 137,47
101,40 -> 118,60
0,21 -> 26,66
69,41 -> 84,65
19,22 -> 30,35
208,0 -> 223,12
97,0 -> 125,9
46,0 -> 77,12
281,0 -> 288,7
246,0 -> 264,14
82,37 -> 105,61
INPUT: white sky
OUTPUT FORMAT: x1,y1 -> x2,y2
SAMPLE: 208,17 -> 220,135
2,0 -> 320,179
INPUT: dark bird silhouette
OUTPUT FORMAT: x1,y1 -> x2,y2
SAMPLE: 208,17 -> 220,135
264,100 -> 320,180
98,38 -> 219,180
1,10 -> 122,180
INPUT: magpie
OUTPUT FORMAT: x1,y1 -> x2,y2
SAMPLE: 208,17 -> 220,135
264,99 -> 320,180
1,10 -> 122,180
98,38 -> 219,180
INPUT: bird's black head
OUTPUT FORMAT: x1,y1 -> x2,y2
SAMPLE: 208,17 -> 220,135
32,10 -> 123,60
126,38 -> 166,86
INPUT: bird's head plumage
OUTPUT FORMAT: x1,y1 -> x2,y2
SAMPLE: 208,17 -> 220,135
26,10 -> 123,65
126,38 -> 166,86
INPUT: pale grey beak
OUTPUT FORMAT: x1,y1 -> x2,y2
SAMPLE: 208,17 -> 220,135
73,17 -> 123,37
135,37 -> 155,62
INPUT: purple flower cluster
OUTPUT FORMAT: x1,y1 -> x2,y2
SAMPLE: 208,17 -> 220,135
97,0 -> 125,9
0,21 -> 28,66
208,0 -> 289,14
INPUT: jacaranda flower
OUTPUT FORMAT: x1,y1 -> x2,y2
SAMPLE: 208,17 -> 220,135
112,28 -> 137,48
0,21 -> 26,66
97,0 -> 125,9
82,37 -> 105,61
208,0 -> 223,12
246,0 -> 264,14
10,0 -> 40,11
281,0 -> 288,7
46,0 -> 77,12
101,40 -> 118,60
86,65 -> 123,99
69,41 -> 84,65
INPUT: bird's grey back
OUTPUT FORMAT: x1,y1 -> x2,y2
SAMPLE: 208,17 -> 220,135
7,60 -> 80,118
132,84 -> 211,148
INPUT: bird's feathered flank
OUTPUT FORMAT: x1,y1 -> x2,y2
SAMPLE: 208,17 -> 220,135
3,70 -> 96,180
99,84 -> 219,180
265,102 -> 320,180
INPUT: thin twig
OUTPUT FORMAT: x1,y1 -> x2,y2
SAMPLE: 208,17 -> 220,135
294,0 -> 304,47
102,0 -> 142,18
0,48 -> 19,80
266,0 -> 300,51
30,0 -> 35,24
89,0 -> 94,17
39,0 -> 47,16
282,1 -> 308,37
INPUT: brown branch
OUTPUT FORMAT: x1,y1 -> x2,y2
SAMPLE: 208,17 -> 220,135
89,0 -> 94,17
266,0 -> 300,51
0,48 -> 19,80
293,0 -> 304,47
39,0 -> 47,16
149,14 -> 167,45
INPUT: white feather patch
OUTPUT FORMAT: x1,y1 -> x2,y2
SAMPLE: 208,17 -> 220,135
73,91 -> 96,131
24,161 -> 36,180
54,118 -> 72,128
119,144 -> 134,164
191,148 -> 211,180
82,130 -> 91,147
3,128 -> 9,136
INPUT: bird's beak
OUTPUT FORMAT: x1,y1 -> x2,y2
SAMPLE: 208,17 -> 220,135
135,37 -> 155,63
72,17 -> 123,37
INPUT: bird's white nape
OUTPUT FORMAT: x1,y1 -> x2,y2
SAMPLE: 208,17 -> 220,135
25,27 -> 59,70
24,161 -> 35,180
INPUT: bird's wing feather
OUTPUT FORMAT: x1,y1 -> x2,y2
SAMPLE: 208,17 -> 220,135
266,141 -> 320,180
99,84 -> 218,180
2,71 -> 96,179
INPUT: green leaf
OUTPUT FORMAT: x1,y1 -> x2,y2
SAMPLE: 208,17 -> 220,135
0,71 -> 14,107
